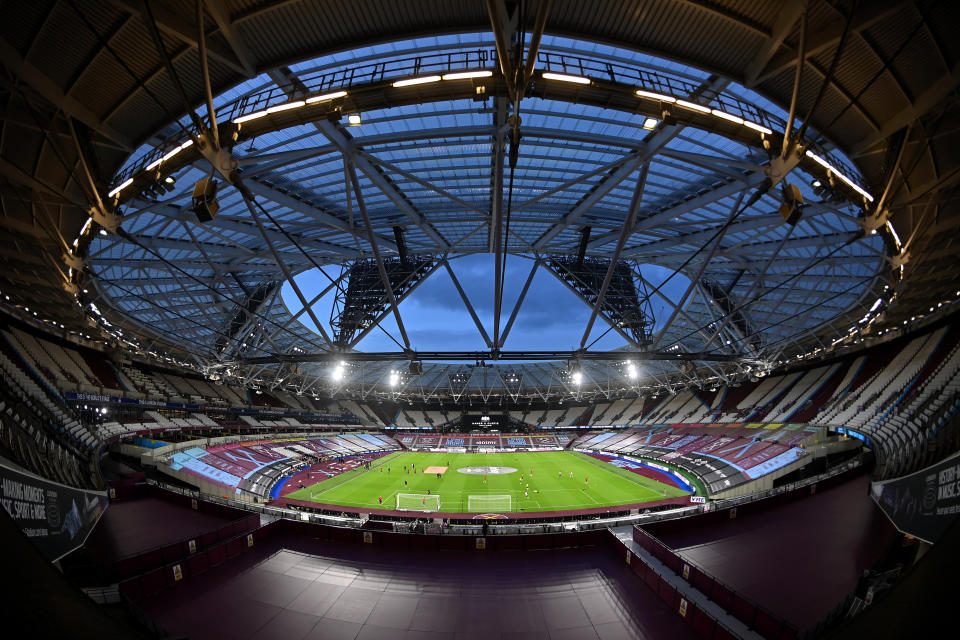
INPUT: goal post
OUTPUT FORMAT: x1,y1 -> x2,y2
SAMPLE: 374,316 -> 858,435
467,494 -> 512,513
396,493 -> 441,512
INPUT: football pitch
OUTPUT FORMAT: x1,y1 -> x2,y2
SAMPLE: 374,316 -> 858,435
285,451 -> 691,513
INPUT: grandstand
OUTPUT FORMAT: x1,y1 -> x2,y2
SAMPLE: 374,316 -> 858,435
1,2 -> 960,639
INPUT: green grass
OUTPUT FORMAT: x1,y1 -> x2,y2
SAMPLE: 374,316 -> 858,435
285,451 -> 691,513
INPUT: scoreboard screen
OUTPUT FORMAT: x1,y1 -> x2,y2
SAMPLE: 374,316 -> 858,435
461,414 -> 508,431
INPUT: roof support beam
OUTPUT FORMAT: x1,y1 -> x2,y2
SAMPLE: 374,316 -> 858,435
107,0 -> 247,75
312,118 -> 449,249
753,0 -> 908,85
346,259 -> 442,349
0,37 -> 132,149
853,60 -> 960,155
345,160 -> 412,351
743,0 -> 806,87
579,163 -> 649,350
651,190 -> 746,349
203,0 -> 257,76
237,185 -> 334,347
499,258 -> 539,349
443,260 -> 492,348
242,174 -> 396,251
533,125 -> 678,250
489,96 -> 508,252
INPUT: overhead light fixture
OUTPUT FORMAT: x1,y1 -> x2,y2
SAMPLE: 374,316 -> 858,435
676,99 -> 710,114
392,75 -> 441,88
442,70 -> 493,80
804,150 -> 875,202
642,117 -> 658,130
711,109 -> 743,124
543,72 -> 590,84
636,89 -> 676,102
266,100 -> 305,113
107,177 -> 133,199
347,114 -> 362,126
743,120 -> 773,135
886,220 -> 901,248
99,229 -> 108,236
305,90 -> 347,104
234,110 -> 269,124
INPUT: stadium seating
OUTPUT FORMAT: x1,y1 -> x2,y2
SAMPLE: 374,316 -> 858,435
572,423 -> 818,494
158,433 -> 399,498
0,335 -> 96,486
1,313 -> 958,505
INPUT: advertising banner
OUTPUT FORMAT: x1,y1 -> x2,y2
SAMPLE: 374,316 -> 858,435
0,461 -> 109,562
871,451 -> 960,543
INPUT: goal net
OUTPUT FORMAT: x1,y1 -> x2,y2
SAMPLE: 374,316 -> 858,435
467,495 -> 512,512
396,493 -> 441,512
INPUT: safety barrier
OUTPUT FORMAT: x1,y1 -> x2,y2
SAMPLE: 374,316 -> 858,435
631,527 -> 799,639
117,517 -> 608,603
102,482 -> 259,581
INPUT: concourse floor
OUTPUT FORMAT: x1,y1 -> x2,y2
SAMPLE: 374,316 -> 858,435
654,474 -> 896,630
87,497 -> 236,559
139,536 -> 699,640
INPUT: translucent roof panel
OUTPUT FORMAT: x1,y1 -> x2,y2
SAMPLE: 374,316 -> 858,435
92,31 -> 890,397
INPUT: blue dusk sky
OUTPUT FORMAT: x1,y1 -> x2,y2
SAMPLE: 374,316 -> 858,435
282,255 -> 689,353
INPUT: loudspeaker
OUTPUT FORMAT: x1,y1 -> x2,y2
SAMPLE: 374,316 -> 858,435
192,178 -> 220,222
409,361 -> 423,376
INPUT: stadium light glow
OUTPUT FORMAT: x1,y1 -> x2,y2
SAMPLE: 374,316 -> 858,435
542,72 -> 590,84
743,120 -> 773,135
234,109 -> 269,124
305,90 -> 347,104
711,109 -> 744,124
266,100 -> 305,113
886,220 -> 902,249
642,117 -> 658,130
347,114 -> 362,126
805,150 -> 874,202
572,371 -> 583,385
392,75 -> 442,87
442,70 -> 493,80
107,178 -> 133,198
636,89 -> 676,102
676,99 -> 711,113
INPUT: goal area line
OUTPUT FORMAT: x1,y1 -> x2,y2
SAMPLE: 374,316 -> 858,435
467,494 -> 512,512
396,493 -> 441,512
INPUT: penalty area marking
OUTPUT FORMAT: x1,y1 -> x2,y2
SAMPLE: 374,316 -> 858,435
424,466 -> 448,474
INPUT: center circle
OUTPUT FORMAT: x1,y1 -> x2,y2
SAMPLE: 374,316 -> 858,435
457,466 -> 517,475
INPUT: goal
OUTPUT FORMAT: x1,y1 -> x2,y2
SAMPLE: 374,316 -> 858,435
467,494 -> 512,512
396,493 -> 441,512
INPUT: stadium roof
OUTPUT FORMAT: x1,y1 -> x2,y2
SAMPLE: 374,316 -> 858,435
1,0 -> 959,401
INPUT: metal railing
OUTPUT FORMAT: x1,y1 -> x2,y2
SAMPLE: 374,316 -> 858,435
110,46 -> 866,193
